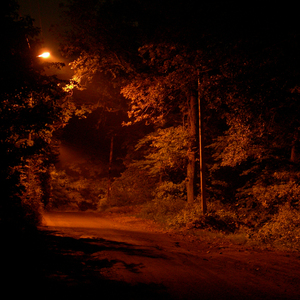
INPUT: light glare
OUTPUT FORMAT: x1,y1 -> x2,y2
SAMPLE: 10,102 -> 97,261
38,52 -> 50,58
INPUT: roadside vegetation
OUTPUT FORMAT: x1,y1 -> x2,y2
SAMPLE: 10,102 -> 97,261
49,150 -> 300,252
107,167 -> 300,252
2,1 -> 300,254
52,1 -> 300,251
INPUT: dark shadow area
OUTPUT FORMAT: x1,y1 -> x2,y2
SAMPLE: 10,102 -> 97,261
1,228 -> 171,299
42,227 -> 170,259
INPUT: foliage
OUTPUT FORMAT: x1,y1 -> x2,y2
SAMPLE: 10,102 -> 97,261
237,168 -> 300,213
60,1 -> 216,207
204,11 -> 300,243
134,125 -> 189,181
254,205 -> 300,251
140,181 -> 186,224
60,0 -> 143,112
59,1 -> 300,250
112,125 -> 189,216
109,165 -> 156,207
0,1 -> 77,229
121,43 -> 199,125
159,200 -> 239,233
51,161 -> 106,211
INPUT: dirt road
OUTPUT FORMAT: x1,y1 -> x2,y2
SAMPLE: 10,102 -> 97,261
39,211 -> 300,299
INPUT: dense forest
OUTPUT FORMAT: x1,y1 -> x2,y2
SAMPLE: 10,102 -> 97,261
2,0 -> 300,251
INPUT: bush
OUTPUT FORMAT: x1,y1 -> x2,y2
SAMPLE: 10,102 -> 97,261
140,181 -> 186,224
254,205 -> 300,250
168,201 -> 240,233
109,165 -> 156,206
248,170 -> 300,210
50,163 -> 107,211
0,159 -> 45,230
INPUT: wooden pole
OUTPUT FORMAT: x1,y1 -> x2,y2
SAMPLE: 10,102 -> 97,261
197,71 -> 207,214
107,135 -> 114,202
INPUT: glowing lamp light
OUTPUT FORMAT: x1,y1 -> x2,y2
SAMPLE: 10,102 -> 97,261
38,52 -> 50,58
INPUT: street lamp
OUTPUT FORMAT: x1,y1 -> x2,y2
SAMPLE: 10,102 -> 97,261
38,52 -> 50,58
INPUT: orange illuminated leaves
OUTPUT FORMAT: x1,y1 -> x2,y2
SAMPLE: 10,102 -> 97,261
121,76 -> 168,125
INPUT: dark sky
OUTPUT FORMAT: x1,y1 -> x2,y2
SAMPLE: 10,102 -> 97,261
18,0 -> 66,58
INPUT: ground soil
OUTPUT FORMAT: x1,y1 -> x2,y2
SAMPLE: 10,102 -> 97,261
3,207 -> 300,299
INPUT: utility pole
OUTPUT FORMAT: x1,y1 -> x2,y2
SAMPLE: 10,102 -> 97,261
107,135 -> 114,202
197,70 -> 207,214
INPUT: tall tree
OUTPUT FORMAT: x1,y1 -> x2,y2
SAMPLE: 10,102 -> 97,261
122,44 -> 203,204
60,1 -> 300,215
205,6 -> 300,213
59,0 -> 224,208
0,0 -> 76,228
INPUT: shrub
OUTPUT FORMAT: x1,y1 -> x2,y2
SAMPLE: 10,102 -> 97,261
249,170 -> 300,210
50,163 -> 107,211
254,204 -> 300,250
169,201 -> 240,233
140,181 -> 186,224
109,165 -> 156,206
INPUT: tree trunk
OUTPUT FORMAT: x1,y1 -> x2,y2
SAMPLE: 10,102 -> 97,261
186,93 -> 197,205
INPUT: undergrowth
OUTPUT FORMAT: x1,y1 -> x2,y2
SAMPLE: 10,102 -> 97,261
139,199 -> 300,251
253,204 -> 300,251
